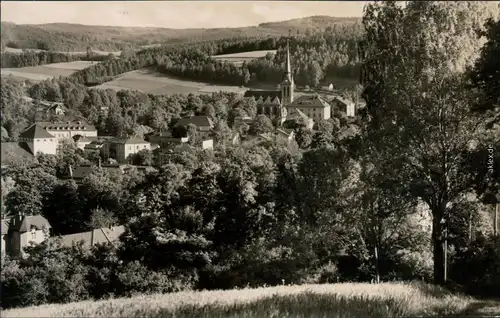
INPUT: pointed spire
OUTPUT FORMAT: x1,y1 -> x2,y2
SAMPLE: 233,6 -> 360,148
286,39 -> 291,75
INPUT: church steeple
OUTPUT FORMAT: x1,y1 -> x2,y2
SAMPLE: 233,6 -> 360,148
281,38 -> 294,106
286,40 -> 291,76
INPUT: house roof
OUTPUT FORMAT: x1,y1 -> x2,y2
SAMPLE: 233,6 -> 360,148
10,215 -> 51,233
244,90 -> 281,102
175,116 -> 214,128
289,94 -> 331,108
330,96 -> 354,107
107,137 -> 149,145
60,225 -> 126,248
1,219 -> 10,233
19,124 -> 55,139
37,121 -> 96,131
74,135 -> 99,143
285,108 -> 311,122
70,164 -> 122,180
1,142 -> 35,163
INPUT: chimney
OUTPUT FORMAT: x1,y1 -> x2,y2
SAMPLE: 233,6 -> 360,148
68,165 -> 73,178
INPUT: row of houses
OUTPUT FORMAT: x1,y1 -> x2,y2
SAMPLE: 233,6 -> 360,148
1,214 -> 125,257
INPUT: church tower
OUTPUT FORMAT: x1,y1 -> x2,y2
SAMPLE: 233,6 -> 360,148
280,40 -> 294,106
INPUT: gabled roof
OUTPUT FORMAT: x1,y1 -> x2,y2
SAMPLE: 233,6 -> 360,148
244,90 -> 281,102
1,142 -> 35,163
290,94 -> 331,108
330,96 -> 354,107
1,219 -> 10,234
60,225 -> 126,248
19,124 -> 55,139
175,116 -> 214,128
10,215 -> 51,233
37,121 -> 96,131
70,164 -> 122,180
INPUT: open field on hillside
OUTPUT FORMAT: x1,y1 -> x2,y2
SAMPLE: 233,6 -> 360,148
4,47 -> 121,56
92,69 -> 248,95
212,50 -> 277,66
3,282 -> 500,318
1,61 -> 97,82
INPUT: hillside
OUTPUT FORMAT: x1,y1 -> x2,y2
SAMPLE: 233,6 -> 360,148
0,16 -> 361,52
4,282 -> 498,318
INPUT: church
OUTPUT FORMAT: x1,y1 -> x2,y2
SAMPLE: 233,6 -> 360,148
243,41 -> 331,126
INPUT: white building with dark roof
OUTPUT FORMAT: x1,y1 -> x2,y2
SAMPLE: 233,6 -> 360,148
18,124 -> 58,155
3,214 -> 51,257
288,94 -> 331,122
17,120 -> 98,156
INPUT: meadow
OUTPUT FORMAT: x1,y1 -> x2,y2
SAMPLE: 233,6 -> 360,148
92,69 -> 248,95
3,46 -> 121,56
0,61 -> 98,82
212,50 -> 277,66
3,282 -> 499,318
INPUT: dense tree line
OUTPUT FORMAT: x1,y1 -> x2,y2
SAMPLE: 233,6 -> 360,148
1,50 -> 113,68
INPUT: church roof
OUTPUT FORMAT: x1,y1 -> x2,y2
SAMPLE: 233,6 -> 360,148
244,90 -> 281,101
290,94 -> 331,108
19,124 -> 55,139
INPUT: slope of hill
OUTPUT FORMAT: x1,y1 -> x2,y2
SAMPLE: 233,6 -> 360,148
1,16 -> 361,52
3,282 -> 494,318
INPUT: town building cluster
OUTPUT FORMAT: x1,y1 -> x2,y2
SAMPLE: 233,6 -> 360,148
1,43 -> 362,257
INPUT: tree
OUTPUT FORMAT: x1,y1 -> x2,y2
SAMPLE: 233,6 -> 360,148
128,149 -> 152,166
294,127 -> 314,149
249,115 -> 273,135
361,1 -> 499,284
186,123 -> 198,146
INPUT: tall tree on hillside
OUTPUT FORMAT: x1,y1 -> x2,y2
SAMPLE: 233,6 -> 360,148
360,1 -> 499,284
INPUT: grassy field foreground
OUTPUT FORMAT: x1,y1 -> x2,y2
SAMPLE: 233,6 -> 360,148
3,282 -> 499,317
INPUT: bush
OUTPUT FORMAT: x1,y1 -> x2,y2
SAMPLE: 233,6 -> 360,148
450,234 -> 500,297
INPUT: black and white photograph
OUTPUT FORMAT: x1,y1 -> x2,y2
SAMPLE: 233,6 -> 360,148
0,1 -> 499,316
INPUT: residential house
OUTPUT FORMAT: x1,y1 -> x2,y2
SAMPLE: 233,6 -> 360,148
283,108 -> 315,130
330,96 -> 356,117
1,213 -> 125,256
175,116 -> 214,139
18,123 -> 58,155
287,94 -> 331,121
38,120 -> 98,141
102,137 -> 151,163
60,226 -> 126,248
146,131 -> 189,148
231,132 -> 241,145
67,163 -> 122,184
5,214 -> 51,257
1,219 -> 10,255
276,128 -> 295,143
201,139 -> 214,150
233,116 -> 253,131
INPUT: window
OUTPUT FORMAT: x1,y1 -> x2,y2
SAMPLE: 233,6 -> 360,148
31,231 -> 36,240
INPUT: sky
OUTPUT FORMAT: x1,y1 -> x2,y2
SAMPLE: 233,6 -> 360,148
1,1 -> 368,29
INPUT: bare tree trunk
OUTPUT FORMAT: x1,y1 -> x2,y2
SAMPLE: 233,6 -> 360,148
432,211 -> 446,285
374,245 -> 380,284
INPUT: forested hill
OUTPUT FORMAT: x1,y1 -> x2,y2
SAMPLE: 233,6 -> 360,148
1,16 -> 361,52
